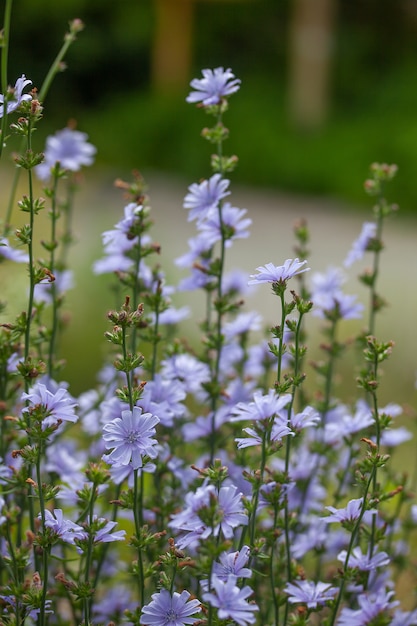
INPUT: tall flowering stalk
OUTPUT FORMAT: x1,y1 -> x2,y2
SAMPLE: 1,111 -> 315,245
184,68 -> 243,463
247,260 -> 311,624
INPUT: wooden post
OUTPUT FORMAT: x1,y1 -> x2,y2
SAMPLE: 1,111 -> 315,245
287,0 -> 337,129
151,0 -> 194,93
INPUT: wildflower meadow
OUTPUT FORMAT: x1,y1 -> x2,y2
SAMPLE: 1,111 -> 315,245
1,10 -> 417,626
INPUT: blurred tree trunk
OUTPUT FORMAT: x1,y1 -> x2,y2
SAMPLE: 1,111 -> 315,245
287,0 -> 337,130
151,0 -> 194,93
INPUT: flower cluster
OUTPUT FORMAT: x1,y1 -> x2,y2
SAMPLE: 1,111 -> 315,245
0,50 -> 414,626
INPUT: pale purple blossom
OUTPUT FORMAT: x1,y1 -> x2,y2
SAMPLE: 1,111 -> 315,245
160,353 -> 211,395
93,586 -> 136,623
323,498 -> 370,524
310,266 -> 348,313
138,374 -> 186,427
175,234 -> 213,268
36,127 -> 96,181
182,411 -> 228,442
337,589 -> 399,625
213,546 -> 252,581
183,173 -> 230,222
337,546 -> 390,571
0,74 -> 32,117
223,311 -> 262,340
140,588 -> 201,626
202,575 -> 258,626
290,406 -> 321,431
169,484 -> 248,548
21,382 -> 78,429
150,305 -> 191,326
380,426 -> 413,447
114,202 -> 143,235
284,579 -> 337,609
0,237 -> 29,263
248,258 -> 310,285
91,518 -> 126,544
324,400 -> 375,444
102,407 -> 159,469
236,420 -> 293,449
45,441 -> 86,481
42,509 -> 85,544
391,609 -> 417,626
222,269 -> 254,297
313,291 -> 364,320
198,203 -> 252,246
186,67 -> 241,106
232,389 -> 291,422
344,221 -> 377,267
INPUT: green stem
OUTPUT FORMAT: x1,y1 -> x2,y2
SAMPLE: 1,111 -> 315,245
123,326 -> 134,412
23,119 -> 36,374
208,107 -> 227,465
83,484 -> 97,626
38,24 -> 82,103
36,443 -> 48,626
282,311 -> 304,625
133,468 -> 145,606
47,169 -> 60,378
329,467 -> 376,626
367,191 -> 384,337
270,506 -> 280,626
0,0 -> 13,162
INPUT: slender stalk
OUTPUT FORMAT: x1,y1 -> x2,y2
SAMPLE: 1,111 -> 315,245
269,505 -> 280,626
0,0 -> 13,162
35,443 -> 48,626
329,467 -> 376,626
23,120 -> 36,373
47,169 -> 60,378
282,309 -> 305,626
133,468 -> 145,606
208,107 -> 227,465
367,200 -> 384,337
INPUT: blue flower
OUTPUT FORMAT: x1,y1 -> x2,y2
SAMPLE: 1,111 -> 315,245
183,173 -> 230,222
323,497 -> 368,524
231,389 -> 292,422
337,589 -> 399,625
337,546 -> 390,571
0,74 -> 32,117
0,237 -> 29,263
201,546 -> 252,591
21,382 -> 78,430
284,579 -> 337,609
36,127 -> 96,181
186,67 -> 240,106
198,203 -> 252,247
344,221 -> 377,268
42,509 -> 85,545
140,588 -> 201,626
169,484 -> 248,548
93,585 -> 136,623
202,574 -> 258,626
248,258 -> 310,285
102,407 -> 159,470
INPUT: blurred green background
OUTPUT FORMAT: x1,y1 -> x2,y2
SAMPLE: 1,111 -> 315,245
7,0 -> 417,210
